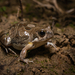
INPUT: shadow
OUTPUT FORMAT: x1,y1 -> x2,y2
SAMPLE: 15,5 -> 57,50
1,45 -> 55,59
27,45 -> 54,59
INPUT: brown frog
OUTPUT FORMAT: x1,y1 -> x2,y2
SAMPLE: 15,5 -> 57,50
0,22 -> 56,64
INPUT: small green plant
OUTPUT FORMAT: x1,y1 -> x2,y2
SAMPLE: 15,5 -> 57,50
4,14 -> 7,18
69,66 -> 75,73
6,33 -> 9,35
40,61 -> 44,64
0,6 -> 6,12
41,65 -> 45,68
45,59 -> 47,62
0,7 -> 3,12
25,4 -> 31,13
11,21 -> 18,24
51,69 -> 58,75
53,65 -> 56,68
64,71 -> 68,74
35,59 -> 40,63
14,21 -> 18,24
2,6 -> 6,11
55,23 -> 60,27
69,23 -> 75,28
41,64 -> 47,68
61,28 -> 64,32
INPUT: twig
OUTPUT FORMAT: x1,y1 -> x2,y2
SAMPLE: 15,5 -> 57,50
33,0 -> 64,14
18,0 -> 23,20
33,0 -> 56,11
66,8 -> 75,14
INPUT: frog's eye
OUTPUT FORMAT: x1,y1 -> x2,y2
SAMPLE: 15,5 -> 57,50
39,30 -> 45,37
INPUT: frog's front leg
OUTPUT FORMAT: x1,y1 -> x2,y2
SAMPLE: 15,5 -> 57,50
47,42 -> 57,50
20,42 -> 33,64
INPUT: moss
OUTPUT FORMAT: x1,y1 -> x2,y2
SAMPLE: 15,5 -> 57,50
0,6 -> 6,12
53,65 -> 56,68
35,59 -> 40,63
55,23 -> 60,27
6,33 -> 9,35
69,23 -> 75,28
14,21 -> 18,24
41,65 -> 47,69
25,4 -> 31,13
11,21 -> 18,24
45,59 -> 47,62
23,63 -> 26,65
40,61 -> 44,64
0,7 -> 3,12
69,66 -> 75,73
41,65 -> 45,68
4,14 -> 7,18
61,29 -> 64,32
51,69 -> 58,75
64,71 -> 68,74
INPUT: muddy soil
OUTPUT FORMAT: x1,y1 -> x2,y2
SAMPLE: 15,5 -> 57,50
0,15 -> 75,75
0,0 -> 75,75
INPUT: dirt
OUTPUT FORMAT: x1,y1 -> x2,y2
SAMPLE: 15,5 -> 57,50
0,0 -> 75,75
0,14 -> 75,75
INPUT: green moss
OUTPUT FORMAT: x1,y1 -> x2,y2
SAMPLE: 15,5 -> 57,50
40,61 -> 44,64
15,55 -> 18,57
41,65 -> 45,68
61,29 -> 64,32
28,15 -> 33,20
64,71 -> 68,74
0,6 -> 6,12
0,7 -> 3,12
69,66 -> 75,73
55,23 -> 60,27
6,33 -> 9,35
41,65 -> 47,68
2,6 -> 6,11
53,65 -> 56,68
27,50 -> 31,53
4,14 -> 7,18
11,21 -> 18,24
35,59 -> 40,63
25,4 -> 31,13
45,59 -> 47,62
14,21 -> 18,24
23,63 -> 26,65
51,69 -> 58,75
69,24 -> 75,28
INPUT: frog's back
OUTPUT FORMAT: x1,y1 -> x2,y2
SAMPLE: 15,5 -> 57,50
0,22 -> 35,48
0,24 -> 18,46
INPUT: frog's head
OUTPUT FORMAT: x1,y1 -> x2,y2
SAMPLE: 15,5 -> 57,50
37,25 -> 53,41
30,25 -> 54,48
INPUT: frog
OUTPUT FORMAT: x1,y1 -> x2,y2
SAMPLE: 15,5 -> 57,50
0,22 -> 56,64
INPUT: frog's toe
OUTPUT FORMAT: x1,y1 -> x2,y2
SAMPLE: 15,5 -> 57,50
22,59 -> 33,64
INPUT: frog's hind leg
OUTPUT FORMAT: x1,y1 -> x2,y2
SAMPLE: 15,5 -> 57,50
8,48 -> 18,56
1,44 -> 9,53
1,44 -> 18,56
20,42 -> 33,64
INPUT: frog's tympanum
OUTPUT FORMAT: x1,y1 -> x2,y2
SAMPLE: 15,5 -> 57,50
0,22 -> 56,64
